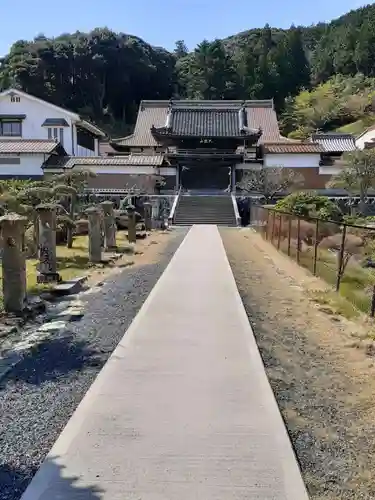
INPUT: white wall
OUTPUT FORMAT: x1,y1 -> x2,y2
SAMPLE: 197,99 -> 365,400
0,92 -> 100,157
319,166 -> 341,175
0,154 -> 45,176
356,129 -> 375,150
77,145 -> 96,157
264,153 -> 321,168
0,93 -> 75,155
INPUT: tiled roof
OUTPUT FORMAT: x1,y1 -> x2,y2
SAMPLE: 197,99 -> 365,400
311,133 -> 356,152
156,107 -> 261,138
113,100 -> 280,147
171,108 -> 242,137
0,139 -> 61,154
263,142 -> 324,154
44,154 -> 164,170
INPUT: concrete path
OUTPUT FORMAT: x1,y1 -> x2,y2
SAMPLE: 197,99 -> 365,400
21,225 -> 309,500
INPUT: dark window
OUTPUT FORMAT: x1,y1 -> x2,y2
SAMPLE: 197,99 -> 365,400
0,157 -> 21,164
77,128 -> 95,151
10,96 -> 20,103
0,121 -> 22,136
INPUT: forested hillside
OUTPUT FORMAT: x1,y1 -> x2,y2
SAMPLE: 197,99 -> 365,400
1,3 -> 375,137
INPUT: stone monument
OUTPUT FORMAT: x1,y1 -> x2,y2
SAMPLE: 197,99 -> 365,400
100,200 -> 117,250
36,204 -> 60,283
143,201 -> 152,231
127,205 -> 136,243
86,207 -> 102,263
0,214 -> 27,313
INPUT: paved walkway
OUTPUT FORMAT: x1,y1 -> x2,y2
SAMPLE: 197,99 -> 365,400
21,226 -> 308,500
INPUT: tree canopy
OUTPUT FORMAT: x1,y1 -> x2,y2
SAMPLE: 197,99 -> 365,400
2,4 -> 375,135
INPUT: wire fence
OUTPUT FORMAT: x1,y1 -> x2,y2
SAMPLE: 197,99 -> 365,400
251,205 -> 375,317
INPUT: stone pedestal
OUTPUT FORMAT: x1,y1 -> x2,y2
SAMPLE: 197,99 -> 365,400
36,204 -> 60,283
100,201 -> 117,250
127,205 -> 137,243
0,214 -> 27,313
143,202 -> 152,232
86,207 -> 102,263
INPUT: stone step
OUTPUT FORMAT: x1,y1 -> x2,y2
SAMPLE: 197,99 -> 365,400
175,222 -> 237,226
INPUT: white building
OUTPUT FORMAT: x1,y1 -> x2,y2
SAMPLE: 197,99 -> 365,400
0,88 -> 106,178
355,125 -> 375,150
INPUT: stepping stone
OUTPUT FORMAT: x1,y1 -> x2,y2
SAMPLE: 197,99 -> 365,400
37,320 -> 67,332
50,277 -> 88,296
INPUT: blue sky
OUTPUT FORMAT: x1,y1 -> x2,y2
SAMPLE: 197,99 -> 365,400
0,0 -> 370,56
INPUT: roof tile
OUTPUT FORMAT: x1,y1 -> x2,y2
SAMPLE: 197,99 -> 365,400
0,139 -> 61,154
263,142 -> 324,154
114,100 -> 280,147
311,133 -> 356,152
168,108 -> 243,137
44,154 -> 164,170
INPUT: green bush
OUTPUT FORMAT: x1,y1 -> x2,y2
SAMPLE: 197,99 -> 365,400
274,192 -> 342,221
343,215 -> 375,226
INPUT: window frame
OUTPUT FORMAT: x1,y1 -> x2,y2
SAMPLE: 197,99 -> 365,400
47,127 -> 64,145
0,120 -> 22,137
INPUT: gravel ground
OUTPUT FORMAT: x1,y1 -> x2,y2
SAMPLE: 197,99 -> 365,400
221,228 -> 375,500
0,228 -> 187,500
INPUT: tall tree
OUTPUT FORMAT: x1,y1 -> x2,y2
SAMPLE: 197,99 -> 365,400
184,39 -> 238,99
174,40 -> 188,59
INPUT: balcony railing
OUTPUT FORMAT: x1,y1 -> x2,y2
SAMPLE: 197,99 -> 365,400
167,148 -> 243,157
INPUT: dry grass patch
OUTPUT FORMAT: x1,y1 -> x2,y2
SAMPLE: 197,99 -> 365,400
0,230 -> 172,307
221,228 -> 375,500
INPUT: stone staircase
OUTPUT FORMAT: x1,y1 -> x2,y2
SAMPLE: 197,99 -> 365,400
174,195 -> 238,226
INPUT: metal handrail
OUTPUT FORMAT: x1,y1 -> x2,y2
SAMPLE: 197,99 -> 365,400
231,193 -> 241,226
168,187 -> 181,225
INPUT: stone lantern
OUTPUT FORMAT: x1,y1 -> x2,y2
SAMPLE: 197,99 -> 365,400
100,200 -> 117,250
143,202 -> 152,231
127,205 -> 137,243
86,207 -> 102,263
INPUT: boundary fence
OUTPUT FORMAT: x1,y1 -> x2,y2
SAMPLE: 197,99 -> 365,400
251,205 -> 375,317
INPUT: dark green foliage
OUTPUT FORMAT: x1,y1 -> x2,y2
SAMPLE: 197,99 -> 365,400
1,4 -> 375,132
275,191 -> 343,221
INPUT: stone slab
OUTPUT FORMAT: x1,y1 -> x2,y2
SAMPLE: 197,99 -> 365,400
21,225 -> 309,500
50,276 -> 88,296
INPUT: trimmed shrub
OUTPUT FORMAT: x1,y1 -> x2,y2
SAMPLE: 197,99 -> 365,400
275,192 -> 342,222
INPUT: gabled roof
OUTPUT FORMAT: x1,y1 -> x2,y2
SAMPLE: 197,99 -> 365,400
152,103 -> 262,139
113,99 -> 280,147
311,133 -> 356,152
43,154 -> 164,170
0,139 -> 66,154
0,88 -> 106,138
263,142 -> 324,154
